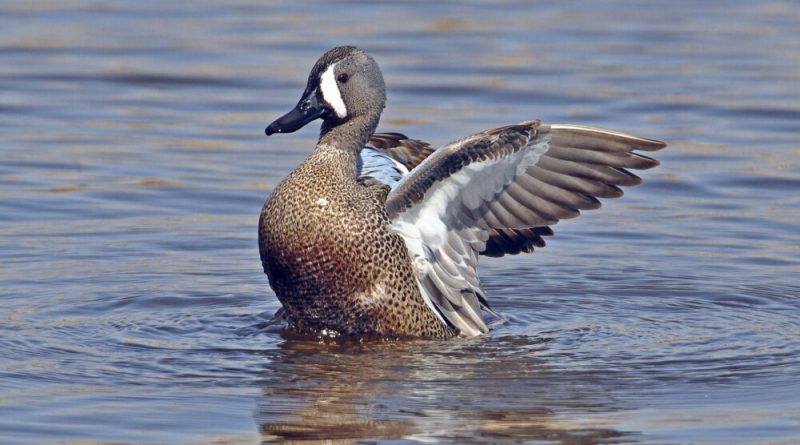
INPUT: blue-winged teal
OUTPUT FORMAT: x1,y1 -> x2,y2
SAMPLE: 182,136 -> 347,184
259,46 -> 666,338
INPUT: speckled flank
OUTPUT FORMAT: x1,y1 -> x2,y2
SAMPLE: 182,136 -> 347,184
259,145 -> 453,338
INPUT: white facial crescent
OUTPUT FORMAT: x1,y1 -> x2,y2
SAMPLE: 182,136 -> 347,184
320,63 -> 348,119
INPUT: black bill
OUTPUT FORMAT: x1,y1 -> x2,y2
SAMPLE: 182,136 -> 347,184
265,87 -> 327,135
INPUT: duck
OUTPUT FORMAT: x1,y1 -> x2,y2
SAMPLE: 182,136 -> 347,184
259,45 -> 666,339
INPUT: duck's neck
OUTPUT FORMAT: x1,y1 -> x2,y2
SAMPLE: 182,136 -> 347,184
313,113 -> 380,178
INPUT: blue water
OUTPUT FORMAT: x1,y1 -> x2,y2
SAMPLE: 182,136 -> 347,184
1,1 -> 799,444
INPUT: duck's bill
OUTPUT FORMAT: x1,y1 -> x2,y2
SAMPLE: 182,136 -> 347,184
265,88 -> 327,135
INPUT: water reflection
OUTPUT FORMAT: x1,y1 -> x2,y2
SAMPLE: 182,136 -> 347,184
258,340 -> 417,443
257,337 -> 633,444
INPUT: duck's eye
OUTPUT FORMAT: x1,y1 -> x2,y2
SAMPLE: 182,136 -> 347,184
337,73 -> 349,83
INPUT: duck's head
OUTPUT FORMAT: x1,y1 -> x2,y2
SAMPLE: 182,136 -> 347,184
265,46 -> 386,136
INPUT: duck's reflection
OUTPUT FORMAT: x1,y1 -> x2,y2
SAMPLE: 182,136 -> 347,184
256,335 -> 634,444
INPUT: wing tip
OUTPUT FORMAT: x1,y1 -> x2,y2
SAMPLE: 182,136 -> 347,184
634,137 -> 667,152
632,153 -> 661,170
549,123 -> 667,152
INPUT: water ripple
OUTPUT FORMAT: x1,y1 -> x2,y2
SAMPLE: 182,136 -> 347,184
2,0 -> 799,444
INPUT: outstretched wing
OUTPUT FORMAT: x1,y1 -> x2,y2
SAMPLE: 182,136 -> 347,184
387,120 -> 666,336
365,132 -> 559,257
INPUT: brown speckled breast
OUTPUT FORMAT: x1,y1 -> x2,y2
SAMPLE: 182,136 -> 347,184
258,147 -> 452,338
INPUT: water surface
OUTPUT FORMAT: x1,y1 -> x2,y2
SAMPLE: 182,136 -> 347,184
1,1 -> 799,444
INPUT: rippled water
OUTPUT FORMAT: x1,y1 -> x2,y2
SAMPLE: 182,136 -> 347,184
2,1 -> 799,444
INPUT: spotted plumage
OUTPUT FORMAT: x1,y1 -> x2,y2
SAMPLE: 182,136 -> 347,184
259,46 -> 666,339
259,144 -> 450,338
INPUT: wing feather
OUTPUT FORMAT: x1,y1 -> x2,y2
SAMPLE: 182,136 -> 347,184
387,120 -> 666,336
537,156 -> 642,186
528,164 -> 625,198
357,133 -> 437,188
367,132 -> 434,170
